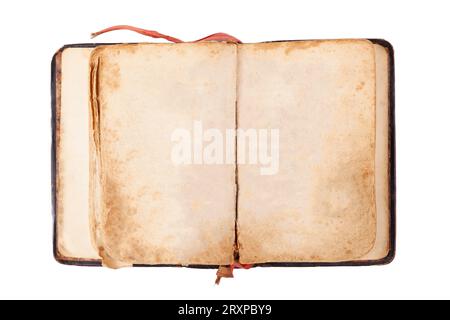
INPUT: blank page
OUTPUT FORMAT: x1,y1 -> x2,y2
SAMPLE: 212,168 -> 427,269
236,40 -> 377,263
89,43 -> 237,267
56,47 -> 100,261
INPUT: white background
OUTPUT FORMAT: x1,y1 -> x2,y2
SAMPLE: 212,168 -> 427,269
0,0 -> 449,300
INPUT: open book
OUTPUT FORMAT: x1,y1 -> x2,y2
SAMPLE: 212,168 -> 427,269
52,38 -> 395,270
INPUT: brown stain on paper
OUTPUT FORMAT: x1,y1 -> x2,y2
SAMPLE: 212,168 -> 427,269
99,59 -> 121,92
309,154 -> 377,260
356,81 -> 366,91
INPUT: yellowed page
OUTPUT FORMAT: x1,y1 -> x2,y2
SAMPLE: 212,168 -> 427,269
237,40 -> 377,263
359,43 -> 391,260
90,43 -> 237,267
56,47 -> 100,261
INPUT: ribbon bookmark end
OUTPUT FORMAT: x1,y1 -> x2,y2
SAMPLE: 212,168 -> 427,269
215,266 -> 234,285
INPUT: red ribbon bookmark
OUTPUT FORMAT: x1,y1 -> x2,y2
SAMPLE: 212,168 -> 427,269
215,263 -> 253,285
91,25 -> 242,43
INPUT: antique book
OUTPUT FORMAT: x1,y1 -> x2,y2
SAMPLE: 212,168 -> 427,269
52,29 -> 396,275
